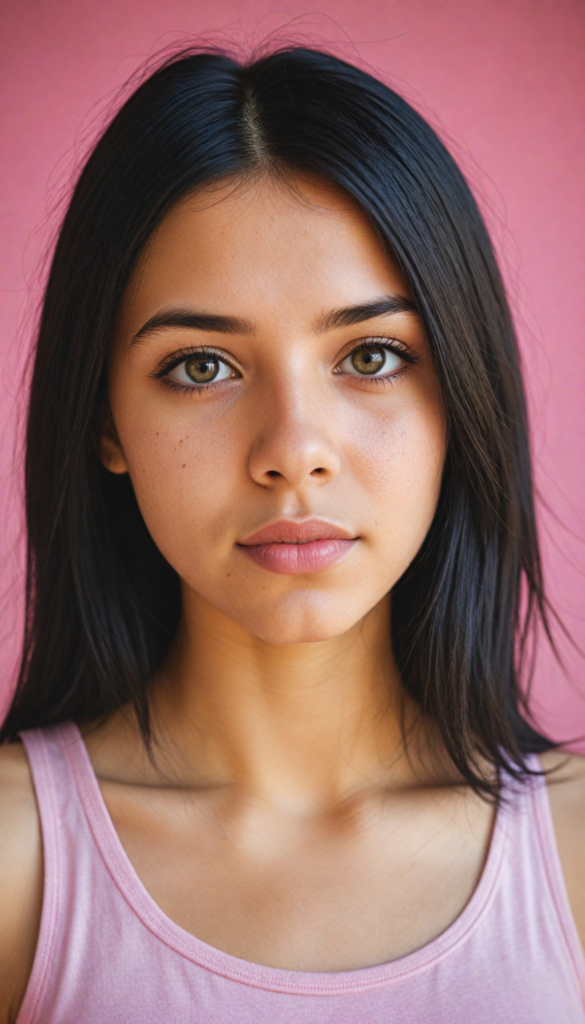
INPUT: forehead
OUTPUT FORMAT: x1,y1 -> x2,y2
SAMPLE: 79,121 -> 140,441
122,174 -> 411,328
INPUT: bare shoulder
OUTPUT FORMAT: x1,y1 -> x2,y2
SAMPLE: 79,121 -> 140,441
0,743 -> 43,1023
541,747 -> 585,816
541,749 -> 585,952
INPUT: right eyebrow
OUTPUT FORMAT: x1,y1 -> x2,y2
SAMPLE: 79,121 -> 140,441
130,308 -> 253,345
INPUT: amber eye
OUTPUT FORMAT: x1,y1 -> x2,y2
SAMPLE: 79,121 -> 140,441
166,352 -> 235,389
184,356 -> 220,383
350,347 -> 387,375
338,344 -> 403,378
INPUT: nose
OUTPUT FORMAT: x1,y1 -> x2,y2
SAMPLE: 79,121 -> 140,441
247,384 -> 341,489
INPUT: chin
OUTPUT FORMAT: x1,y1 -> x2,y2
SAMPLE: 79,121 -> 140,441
233,591 -> 366,645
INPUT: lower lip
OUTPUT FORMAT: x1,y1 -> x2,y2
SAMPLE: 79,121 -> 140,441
239,539 -> 356,575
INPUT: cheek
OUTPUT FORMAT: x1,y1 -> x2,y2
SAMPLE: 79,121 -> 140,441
346,393 -> 445,567
114,397 -> 245,564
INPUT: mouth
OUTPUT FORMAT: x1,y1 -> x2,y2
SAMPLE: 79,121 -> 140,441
237,518 -> 358,575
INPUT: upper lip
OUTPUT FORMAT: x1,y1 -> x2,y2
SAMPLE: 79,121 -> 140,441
239,518 -> 356,546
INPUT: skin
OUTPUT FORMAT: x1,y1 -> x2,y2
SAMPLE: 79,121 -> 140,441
0,173 -> 584,1020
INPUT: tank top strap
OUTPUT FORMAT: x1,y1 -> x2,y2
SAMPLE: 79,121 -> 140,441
18,722 -> 100,1024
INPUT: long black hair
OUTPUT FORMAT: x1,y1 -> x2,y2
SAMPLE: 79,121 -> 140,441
1,46 -> 555,794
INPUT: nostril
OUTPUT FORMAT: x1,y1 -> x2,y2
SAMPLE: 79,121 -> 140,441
311,467 -> 325,475
267,470 -> 281,478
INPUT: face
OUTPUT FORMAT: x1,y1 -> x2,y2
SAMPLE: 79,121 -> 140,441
103,174 -> 446,643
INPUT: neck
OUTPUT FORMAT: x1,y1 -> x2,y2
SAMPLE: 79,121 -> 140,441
150,589 -> 424,808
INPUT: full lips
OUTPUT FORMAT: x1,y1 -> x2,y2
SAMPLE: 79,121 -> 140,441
240,538 -> 356,575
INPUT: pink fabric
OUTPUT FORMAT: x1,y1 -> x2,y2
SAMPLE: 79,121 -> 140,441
17,723 -> 585,1023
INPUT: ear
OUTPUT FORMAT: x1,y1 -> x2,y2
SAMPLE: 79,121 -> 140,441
96,412 -> 129,475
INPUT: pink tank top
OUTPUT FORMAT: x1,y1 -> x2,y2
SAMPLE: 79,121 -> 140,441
17,722 -> 585,1023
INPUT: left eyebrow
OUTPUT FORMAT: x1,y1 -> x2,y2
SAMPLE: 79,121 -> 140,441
316,294 -> 418,333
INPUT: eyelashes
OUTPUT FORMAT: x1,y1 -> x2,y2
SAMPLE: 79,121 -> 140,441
151,339 -> 418,395
150,346 -> 239,394
334,338 -> 418,379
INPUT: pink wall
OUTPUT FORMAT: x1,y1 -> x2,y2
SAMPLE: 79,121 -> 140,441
1,0 -> 584,741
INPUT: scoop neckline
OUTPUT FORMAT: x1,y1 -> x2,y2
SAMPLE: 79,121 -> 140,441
61,720 -> 508,996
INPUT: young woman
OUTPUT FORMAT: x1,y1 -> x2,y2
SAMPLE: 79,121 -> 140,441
0,47 -> 583,1023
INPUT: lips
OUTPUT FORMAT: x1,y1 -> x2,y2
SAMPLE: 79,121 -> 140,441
237,518 -> 357,575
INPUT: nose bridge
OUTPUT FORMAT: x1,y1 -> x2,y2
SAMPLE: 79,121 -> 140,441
248,367 -> 340,487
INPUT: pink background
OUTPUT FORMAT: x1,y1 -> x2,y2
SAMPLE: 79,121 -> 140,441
1,0 -> 584,742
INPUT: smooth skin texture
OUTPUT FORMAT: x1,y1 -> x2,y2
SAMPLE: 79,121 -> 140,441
1,174 -> 584,1021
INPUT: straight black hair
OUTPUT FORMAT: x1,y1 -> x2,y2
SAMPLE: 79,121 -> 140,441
1,46 -> 556,795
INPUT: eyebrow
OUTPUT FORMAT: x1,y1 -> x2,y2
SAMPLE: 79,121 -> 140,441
316,294 -> 418,332
131,309 -> 253,345
130,293 -> 418,346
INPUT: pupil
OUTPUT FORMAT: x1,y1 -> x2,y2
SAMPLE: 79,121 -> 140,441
352,347 -> 385,375
185,356 -> 219,383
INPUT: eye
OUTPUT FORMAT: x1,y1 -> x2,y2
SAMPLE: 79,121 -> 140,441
338,344 -> 404,377
168,353 -> 236,386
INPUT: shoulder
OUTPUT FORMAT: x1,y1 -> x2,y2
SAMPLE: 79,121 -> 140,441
0,742 -> 43,1023
541,748 -> 585,827
540,749 -> 585,953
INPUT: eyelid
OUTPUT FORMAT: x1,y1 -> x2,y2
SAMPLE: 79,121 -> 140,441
150,345 -> 240,379
334,336 -> 419,369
